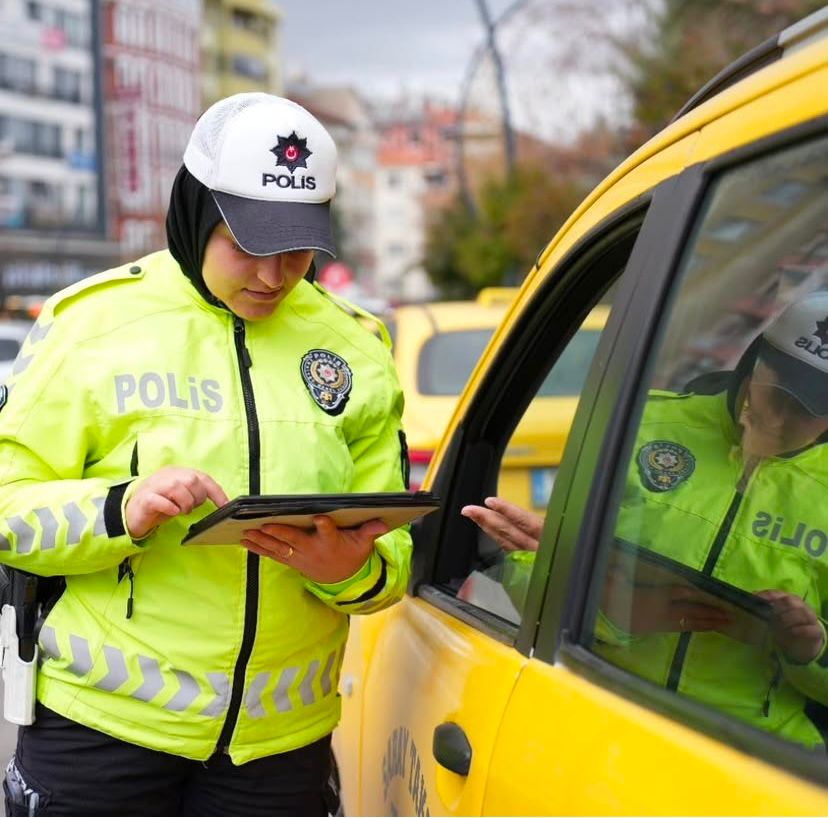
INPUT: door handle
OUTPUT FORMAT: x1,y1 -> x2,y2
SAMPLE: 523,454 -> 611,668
432,722 -> 472,776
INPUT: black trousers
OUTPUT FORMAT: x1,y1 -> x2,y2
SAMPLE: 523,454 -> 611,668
3,705 -> 333,816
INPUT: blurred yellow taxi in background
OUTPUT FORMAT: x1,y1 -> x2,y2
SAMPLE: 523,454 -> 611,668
387,287 -> 516,490
498,305 -> 608,510
389,287 -> 606,509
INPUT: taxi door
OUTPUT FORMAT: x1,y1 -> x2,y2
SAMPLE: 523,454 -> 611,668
337,37 -> 828,816
341,193 -> 655,815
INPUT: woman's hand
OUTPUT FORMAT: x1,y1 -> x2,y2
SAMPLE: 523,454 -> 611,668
125,467 -> 229,539
241,516 -> 390,584
757,590 -> 825,664
460,496 -> 543,552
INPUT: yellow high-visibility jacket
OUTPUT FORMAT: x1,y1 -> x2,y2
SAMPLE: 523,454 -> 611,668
0,250 -> 411,763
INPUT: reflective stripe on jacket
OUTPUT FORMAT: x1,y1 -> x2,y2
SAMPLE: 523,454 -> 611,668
0,250 -> 412,763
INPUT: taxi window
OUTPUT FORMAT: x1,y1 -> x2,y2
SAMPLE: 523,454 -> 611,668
582,133 -> 828,752
453,290 -> 621,626
537,329 -> 602,397
417,329 -> 493,395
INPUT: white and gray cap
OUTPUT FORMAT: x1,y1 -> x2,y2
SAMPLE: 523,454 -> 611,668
760,291 -> 828,416
183,93 -> 337,257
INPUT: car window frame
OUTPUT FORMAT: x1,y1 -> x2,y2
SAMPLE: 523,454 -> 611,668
409,197 -> 653,649
536,114 -> 828,785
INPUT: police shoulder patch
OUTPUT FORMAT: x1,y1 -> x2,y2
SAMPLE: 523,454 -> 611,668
637,440 -> 695,492
300,349 -> 353,416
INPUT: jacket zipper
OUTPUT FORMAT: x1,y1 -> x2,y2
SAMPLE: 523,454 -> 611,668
665,475 -> 747,692
217,316 -> 261,752
117,441 -> 141,619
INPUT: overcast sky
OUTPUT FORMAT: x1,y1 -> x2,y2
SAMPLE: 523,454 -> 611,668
274,0 -> 519,102
272,0 -> 638,142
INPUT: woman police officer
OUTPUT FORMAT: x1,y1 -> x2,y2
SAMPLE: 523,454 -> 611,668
0,93 -> 411,815
462,292 -> 828,748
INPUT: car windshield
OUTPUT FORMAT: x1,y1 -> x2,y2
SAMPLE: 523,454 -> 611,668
418,327 -> 602,397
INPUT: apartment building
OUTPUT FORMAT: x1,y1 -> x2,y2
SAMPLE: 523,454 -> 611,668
201,0 -> 281,108
101,0 -> 201,256
0,0 -> 117,304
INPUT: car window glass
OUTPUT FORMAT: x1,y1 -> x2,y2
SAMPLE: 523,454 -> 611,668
454,283 -> 621,626
417,329 -> 494,395
582,134 -> 828,751
536,330 -> 603,397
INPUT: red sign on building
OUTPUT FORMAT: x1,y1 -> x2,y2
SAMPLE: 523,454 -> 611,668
101,0 -> 201,258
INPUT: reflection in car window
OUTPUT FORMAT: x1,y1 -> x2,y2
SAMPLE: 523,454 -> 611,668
418,329 -> 493,395
584,133 -> 828,751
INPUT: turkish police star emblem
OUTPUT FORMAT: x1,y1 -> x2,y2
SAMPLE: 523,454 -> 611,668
637,440 -> 695,492
270,131 -> 312,173
300,349 -> 353,416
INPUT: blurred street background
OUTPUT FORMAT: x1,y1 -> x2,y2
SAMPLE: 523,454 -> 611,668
0,0 -> 823,801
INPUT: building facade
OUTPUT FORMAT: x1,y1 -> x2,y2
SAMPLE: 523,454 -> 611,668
201,0 -> 281,109
101,0 -> 201,257
373,102 -> 462,303
0,0 -> 118,306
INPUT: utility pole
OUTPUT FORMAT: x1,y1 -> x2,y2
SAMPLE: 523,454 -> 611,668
474,0 -> 517,175
457,0 -> 527,217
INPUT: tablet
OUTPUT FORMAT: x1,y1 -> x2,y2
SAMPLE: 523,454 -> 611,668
182,491 -> 440,546
612,538 -> 773,647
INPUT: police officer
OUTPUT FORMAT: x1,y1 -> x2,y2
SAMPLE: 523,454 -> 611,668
462,292 -> 828,748
0,93 -> 411,815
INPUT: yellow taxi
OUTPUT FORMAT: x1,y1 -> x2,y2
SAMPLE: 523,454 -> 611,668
335,8 -> 828,815
389,288 -> 607,510
387,287 -> 518,491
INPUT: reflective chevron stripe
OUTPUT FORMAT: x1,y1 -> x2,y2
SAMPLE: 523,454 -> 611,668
273,666 -> 300,713
201,673 -> 231,717
4,496 -> 108,553
39,625 -> 60,660
38,625 -> 339,719
299,659 -> 320,706
67,634 -> 92,677
34,508 -> 58,551
8,516 -> 35,554
243,651 -> 340,718
92,497 -> 106,536
320,650 -> 336,696
10,322 -> 51,378
95,645 -> 129,692
26,322 -> 51,345
11,354 -> 33,377
63,502 -> 87,545
133,655 -> 164,702
164,670 -> 201,712
40,627 -> 234,718
245,671 -> 271,719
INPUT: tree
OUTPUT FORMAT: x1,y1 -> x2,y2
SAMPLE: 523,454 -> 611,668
424,163 -> 584,298
621,0 -> 826,135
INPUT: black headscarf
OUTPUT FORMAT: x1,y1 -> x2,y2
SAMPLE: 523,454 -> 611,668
165,164 -> 319,302
165,165 -> 223,304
